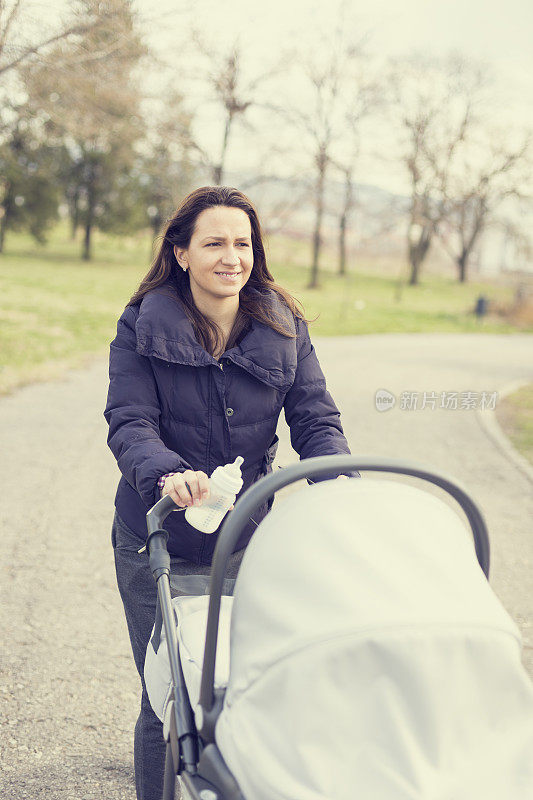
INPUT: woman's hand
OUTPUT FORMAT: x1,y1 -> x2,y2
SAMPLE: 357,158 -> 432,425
162,470 -> 210,508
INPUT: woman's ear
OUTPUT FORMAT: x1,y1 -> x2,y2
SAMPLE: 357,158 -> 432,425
174,245 -> 188,271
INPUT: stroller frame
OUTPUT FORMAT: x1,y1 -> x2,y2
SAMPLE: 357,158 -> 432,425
144,455 -> 490,800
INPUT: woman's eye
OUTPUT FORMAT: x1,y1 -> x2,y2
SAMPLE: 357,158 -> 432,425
206,242 -> 249,247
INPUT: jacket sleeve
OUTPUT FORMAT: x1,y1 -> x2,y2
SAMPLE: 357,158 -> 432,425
283,318 -> 360,480
103,305 -> 193,507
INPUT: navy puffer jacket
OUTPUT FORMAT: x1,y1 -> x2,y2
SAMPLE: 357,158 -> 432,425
104,285 -> 355,563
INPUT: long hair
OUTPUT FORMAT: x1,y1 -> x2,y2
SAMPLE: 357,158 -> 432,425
128,186 -> 306,356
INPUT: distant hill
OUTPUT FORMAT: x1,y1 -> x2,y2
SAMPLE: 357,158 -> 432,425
223,169 -> 409,238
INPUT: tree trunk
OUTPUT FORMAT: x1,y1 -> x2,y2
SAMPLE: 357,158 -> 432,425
457,217 -> 483,283
457,250 -> 468,283
408,223 -> 432,285
213,113 -> 233,186
338,212 -> 347,276
408,250 -> 420,285
71,209 -> 79,240
82,195 -> 94,260
338,169 -> 354,276
309,199 -> 323,288
309,151 -> 327,289
70,188 -> 80,240
0,181 -> 12,253
82,220 -> 92,260
82,171 -> 96,260
0,213 -> 6,253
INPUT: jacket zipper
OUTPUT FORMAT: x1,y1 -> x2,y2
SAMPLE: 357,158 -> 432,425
218,359 -> 232,461
206,370 -> 213,472
199,370 -> 215,565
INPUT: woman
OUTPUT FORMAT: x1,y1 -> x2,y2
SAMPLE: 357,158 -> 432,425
104,185 -> 358,800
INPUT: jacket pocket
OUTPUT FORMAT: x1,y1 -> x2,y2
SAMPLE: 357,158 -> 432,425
261,433 -> 279,475
260,433 -> 279,513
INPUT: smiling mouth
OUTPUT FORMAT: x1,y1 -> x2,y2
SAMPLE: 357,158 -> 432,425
215,271 -> 241,277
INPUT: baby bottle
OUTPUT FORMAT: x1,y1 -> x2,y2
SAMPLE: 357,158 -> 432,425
185,456 -> 244,534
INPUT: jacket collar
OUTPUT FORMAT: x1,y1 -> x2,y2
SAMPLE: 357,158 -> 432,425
134,285 -> 297,391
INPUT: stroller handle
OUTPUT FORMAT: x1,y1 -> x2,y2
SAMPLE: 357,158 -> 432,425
146,493 -> 180,535
146,455 -> 490,744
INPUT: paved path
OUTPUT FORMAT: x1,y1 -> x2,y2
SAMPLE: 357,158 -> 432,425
1,333 -> 532,799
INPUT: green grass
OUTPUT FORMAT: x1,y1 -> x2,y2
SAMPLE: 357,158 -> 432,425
265,235 -> 523,335
496,384 -> 533,466
272,265 -> 518,335
0,225 -> 150,393
0,223 -> 529,395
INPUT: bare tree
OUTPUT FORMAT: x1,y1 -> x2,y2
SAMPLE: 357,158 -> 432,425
333,157 -> 357,277
282,12 -> 367,288
178,30 -> 291,185
300,50 -> 344,288
0,0 -> 133,79
390,53 -> 486,285
329,61 -> 383,276
436,134 -> 531,281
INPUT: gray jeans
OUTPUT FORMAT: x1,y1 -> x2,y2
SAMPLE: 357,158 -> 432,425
112,510 -> 245,800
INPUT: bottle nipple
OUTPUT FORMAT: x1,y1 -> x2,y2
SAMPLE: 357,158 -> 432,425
223,456 -> 243,477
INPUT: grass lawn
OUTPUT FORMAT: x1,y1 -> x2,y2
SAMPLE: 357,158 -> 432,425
496,384 -> 533,467
0,223 -> 529,395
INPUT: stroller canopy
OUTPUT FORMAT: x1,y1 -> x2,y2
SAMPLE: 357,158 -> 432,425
215,478 -> 533,800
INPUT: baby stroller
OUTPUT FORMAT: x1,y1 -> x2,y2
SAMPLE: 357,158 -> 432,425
143,455 -> 533,800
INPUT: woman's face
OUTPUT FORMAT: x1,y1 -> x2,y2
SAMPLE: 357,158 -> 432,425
174,206 -> 254,307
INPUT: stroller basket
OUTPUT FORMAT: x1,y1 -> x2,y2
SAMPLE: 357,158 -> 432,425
145,456 -> 533,800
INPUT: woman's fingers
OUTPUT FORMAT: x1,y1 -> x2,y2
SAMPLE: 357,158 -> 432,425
182,470 -> 209,505
162,474 -> 191,507
196,471 -> 210,502
163,470 -> 210,507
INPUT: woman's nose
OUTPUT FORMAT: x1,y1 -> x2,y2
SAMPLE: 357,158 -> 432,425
221,248 -> 240,266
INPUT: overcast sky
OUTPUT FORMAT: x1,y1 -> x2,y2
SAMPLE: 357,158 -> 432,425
141,0 -> 533,64
130,0 -> 532,194
36,0 -> 532,195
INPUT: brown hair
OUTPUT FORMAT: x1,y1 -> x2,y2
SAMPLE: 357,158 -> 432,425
128,186 -> 306,356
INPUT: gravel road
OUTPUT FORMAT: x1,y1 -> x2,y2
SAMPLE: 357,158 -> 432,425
1,333 -> 532,799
